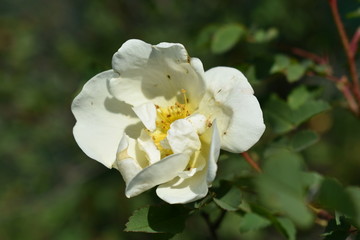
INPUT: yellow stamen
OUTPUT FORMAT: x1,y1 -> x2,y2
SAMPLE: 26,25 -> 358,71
148,89 -> 192,158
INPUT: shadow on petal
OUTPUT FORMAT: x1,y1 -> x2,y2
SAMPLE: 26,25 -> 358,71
124,121 -> 143,139
104,97 -> 137,117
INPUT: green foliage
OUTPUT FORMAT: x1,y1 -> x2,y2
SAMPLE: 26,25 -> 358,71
316,180 -> 360,228
239,212 -> 271,232
256,149 -> 314,228
277,217 -> 297,240
291,130 -> 319,152
317,178 -> 356,217
247,205 -> 297,240
211,23 -> 245,54
196,24 -> 218,49
265,86 -> 331,134
213,181 -> 242,211
287,86 -> 312,109
346,187 -> 360,228
347,8 -> 360,18
250,28 -> 279,43
270,55 -> 307,82
125,205 -> 190,234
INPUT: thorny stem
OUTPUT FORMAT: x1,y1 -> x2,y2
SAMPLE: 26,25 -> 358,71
241,152 -> 262,173
328,0 -> 360,105
201,210 -> 226,240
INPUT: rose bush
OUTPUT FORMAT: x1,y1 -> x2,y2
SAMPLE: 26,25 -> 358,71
71,39 -> 265,204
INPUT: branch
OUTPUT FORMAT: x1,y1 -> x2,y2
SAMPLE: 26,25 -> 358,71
241,152 -> 262,173
336,76 -> 360,115
291,47 -> 328,65
328,0 -> 360,104
350,27 -> 360,56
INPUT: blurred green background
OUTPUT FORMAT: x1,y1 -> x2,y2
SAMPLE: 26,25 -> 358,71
1,0 -> 359,239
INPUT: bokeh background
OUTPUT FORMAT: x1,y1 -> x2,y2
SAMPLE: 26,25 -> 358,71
1,0 -> 359,239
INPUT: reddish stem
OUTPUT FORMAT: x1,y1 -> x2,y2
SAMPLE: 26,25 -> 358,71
350,27 -> 360,56
336,76 -> 360,115
241,152 -> 262,173
291,47 -> 328,65
328,0 -> 360,105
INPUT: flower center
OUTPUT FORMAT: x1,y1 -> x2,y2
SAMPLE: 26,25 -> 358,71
148,89 -> 192,158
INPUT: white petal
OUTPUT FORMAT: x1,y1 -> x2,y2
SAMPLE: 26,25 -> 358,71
186,113 -> 207,135
109,39 -> 206,109
167,119 -> 201,155
156,172 -> 209,204
132,102 -> 157,131
190,58 -> 206,80
137,129 -> 161,164
202,120 -> 221,184
115,158 -> 142,185
116,134 -> 149,169
200,67 -> 265,153
71,70 -> 139,168
178,151 -> 206,179
188,150 -> 206,171
125,153 -> 189,197
178,168 -> 198,179
156,122 -> 221,204
115,133 -> 131,159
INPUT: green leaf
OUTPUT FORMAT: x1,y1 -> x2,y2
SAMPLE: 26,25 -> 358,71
245,65 -> 259,84
211,23 -> 245,54
317,178 -> 355,217
256,149 -> 314,227
270,55 -> 308,82
193,192 -> 215,209
265,89 -> 330,134
214,181 -> 242,211
313,64 -> 331,75
292,99 -> 330,125
196,24 -> 218,48
286,63 -> 306,82
265,95 -> 295,134
270,55 -> 291,73
346,187 -> 360,228
347,8 -> 360,18
291,130 -> 319,152
250,204 -> 297,240
277,217 -> 296,240
239,212 -> 271,232
252,27 -> 278,43
287,86 -> 311,109
125,205 -> 190,234
301,172 -> 323,190
265,130 -> 319,157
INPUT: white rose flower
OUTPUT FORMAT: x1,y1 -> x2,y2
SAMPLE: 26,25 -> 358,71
71,39 -> 265,204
